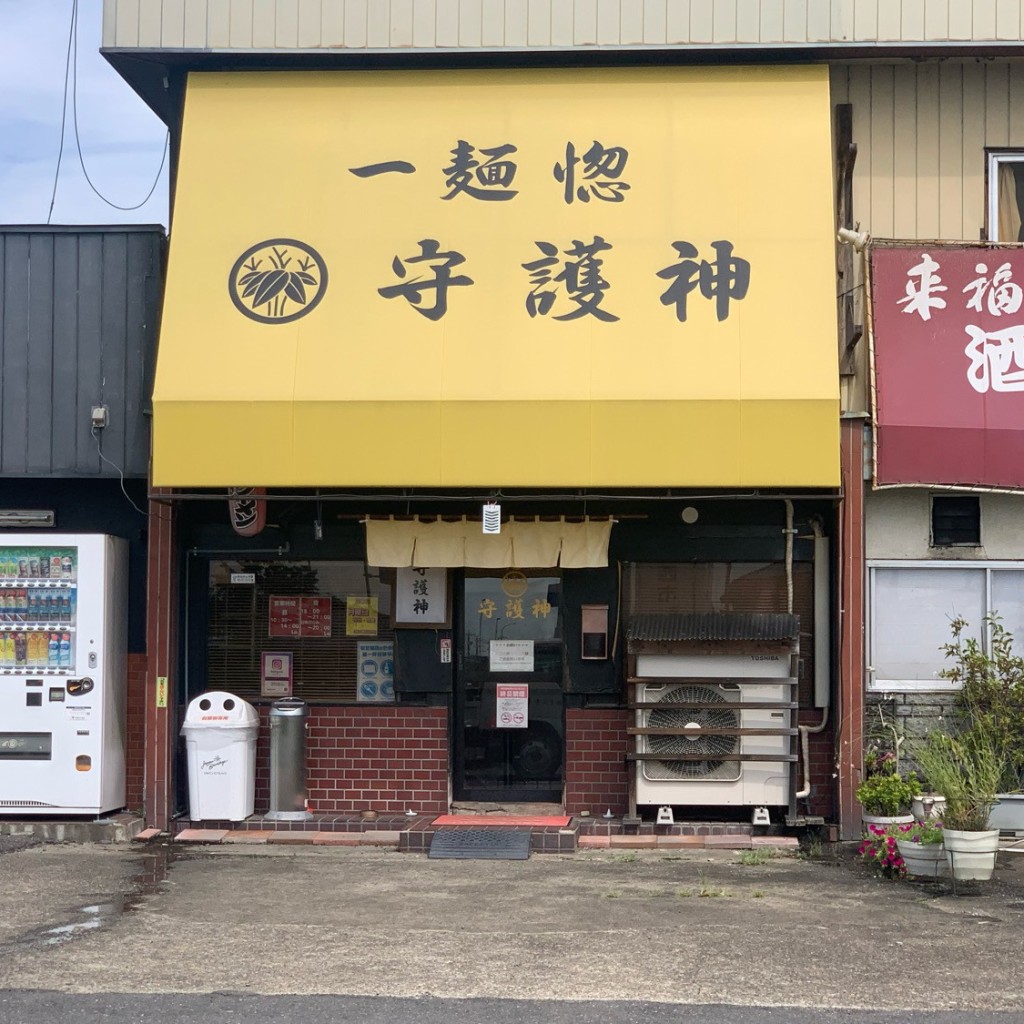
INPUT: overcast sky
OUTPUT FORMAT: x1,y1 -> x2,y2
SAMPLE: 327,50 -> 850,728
0,0 -> 169,227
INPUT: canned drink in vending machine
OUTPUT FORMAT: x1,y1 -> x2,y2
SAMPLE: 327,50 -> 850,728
61,556 -> 73,580
50,555 -> 62,578
2,632 -> 13,666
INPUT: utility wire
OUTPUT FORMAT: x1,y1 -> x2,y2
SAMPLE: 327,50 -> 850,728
46,0 -> 77,224
51,0 -> 169,217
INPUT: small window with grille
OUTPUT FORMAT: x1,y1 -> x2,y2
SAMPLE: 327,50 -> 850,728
206,560 -> 394,701
930,495 -> 981,548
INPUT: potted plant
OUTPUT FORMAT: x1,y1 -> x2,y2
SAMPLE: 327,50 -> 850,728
914,725 -> 1003,882
895,818 -> 947,879
856,768 -> 921,826
941,616 -> 1024,832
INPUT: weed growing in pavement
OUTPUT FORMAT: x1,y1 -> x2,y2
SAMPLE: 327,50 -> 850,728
604,890 -> 622,898
739,847 -> 778,866
697,869 -> 729,897
613,853 -> 638,863
797,839 -> 825,860
676,888 -> 693,898
752,890 -> 766,898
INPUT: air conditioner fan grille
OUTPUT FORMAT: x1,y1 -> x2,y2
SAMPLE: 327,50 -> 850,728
643,685 -> 741,782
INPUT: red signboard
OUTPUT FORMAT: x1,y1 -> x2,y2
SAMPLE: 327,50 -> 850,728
871,244 -> 1024,490
268,596 -> 332,638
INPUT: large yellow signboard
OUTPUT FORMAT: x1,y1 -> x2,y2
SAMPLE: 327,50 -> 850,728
154,67 -> 838,487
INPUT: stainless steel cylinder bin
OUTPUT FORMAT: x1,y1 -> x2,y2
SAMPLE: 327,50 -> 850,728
267,697 -> 312,821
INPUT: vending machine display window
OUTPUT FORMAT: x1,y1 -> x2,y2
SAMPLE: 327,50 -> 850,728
0,546 -> 77,674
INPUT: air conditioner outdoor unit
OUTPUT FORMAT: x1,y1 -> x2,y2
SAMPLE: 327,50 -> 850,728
634,653 -> 791,808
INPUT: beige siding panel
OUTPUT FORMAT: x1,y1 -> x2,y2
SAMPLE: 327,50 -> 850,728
870,66 -> 896,237
550,0 -> 573,43
914,62 -> 941,237
321,0 -> 344,43
139,0 -> 165,46
975,0 -> 998,37
574,0 -> 598,43
114,0 -> 140,47
948,0 -> 973,37
901,0 -> 925,39
102,0 -> 117,47
832,0 -> 854,39
344,0 -> 368,45
526,0 -> 552,45
184,0 -> 208,45
481,0 -> 504,45
984,60 -> 1010,146
997,0 -> 1021,38
505,0 -> 529,44
712,0 -> 737,42
938,64 -> 964,239
620,0 -> 644,42
296,0 -> 321,46
367,0 -> 391,46
736,0 -> 761,42
923,0 -> 948,39
412,0 -> 437,45
228,0 -> 253,46
275,0 -> 300,47
891,64 -> 918,237
435,0 -> 459,44
806,0 -> 832,40
596,0 -> 619,42
390,0 -> 415,46
852,0 -> 876,37
783,0 -> 808,41
962,62 -> 988,240
877,0 -> 901,38
643,0 -> 667,42
204,0 -> 230,46
251,0 -> 276,46
1008,62 -> 1024,146
671,0 -> 696,43
759,0 -> 785,41
160,0 -> 186,47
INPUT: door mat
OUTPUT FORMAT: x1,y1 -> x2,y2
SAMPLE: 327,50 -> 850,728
431,815 -> 571,827
428,827 -> 532,860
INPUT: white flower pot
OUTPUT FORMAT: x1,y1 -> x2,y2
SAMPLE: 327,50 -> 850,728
942,828 -> 1000,882
911,795 -> 946,820
988,795 -> 1024,833
896,840 -> 947,879
862,813 -> 914,828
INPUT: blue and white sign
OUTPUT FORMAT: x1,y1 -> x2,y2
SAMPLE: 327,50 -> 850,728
357,641 -> 395,703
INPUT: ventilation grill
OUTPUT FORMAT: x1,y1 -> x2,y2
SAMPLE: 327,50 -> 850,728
643,686 -> 741,783
0,800 -> 54,807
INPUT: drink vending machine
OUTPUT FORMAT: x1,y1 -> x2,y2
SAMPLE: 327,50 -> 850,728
0,533 -> 127,815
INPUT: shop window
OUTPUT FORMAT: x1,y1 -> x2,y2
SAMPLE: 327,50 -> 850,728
868,563 -> 1024,690
623,561 -> 816,706
206,560 -> 394,701
987,150 -> 1024,242
930,495 -> 981,547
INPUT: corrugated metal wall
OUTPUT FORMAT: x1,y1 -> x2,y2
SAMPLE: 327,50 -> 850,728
834,60 -> 1024,242
102,0 -> 1024,51
0,228 -> 164,479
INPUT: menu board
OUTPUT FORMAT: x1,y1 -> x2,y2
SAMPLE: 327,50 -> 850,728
268,596 -> 332,638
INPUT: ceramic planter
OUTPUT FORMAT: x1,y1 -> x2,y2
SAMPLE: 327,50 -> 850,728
896,840 -> 947,879
862,813 -> 914,828
942,828 -> 1000,881
988,795 -> 1024,833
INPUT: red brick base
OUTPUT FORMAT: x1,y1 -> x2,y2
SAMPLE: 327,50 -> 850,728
125,652 -> 147,812
254,705 -> 449,815
565,709 -> 630,816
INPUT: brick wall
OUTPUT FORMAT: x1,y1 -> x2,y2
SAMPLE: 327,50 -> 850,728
125,652 -> 147,812
565,709 -> 630,816
254,705 -> 449,815
797,709 -> 836,819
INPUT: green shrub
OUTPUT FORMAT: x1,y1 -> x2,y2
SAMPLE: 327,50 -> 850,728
855,770 -> 921,816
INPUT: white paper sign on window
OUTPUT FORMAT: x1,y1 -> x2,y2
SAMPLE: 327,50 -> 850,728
489,639 -> 534,672
495,683 -> 529,729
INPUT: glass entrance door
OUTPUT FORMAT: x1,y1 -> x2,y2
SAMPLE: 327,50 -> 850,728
454,572 -> 564,802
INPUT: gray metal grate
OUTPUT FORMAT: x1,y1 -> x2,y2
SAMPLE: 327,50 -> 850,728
428,827 -> 532,860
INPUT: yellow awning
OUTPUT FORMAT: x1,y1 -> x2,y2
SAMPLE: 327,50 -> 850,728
153,67 -> 839,488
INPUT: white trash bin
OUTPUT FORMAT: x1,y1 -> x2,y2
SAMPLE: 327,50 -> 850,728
181,692 -> 259,821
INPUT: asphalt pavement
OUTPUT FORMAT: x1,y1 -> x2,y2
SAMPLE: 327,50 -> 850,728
0,838 -> 1022,1015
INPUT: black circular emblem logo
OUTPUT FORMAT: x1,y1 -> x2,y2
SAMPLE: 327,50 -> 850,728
228,238 -> 328,324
